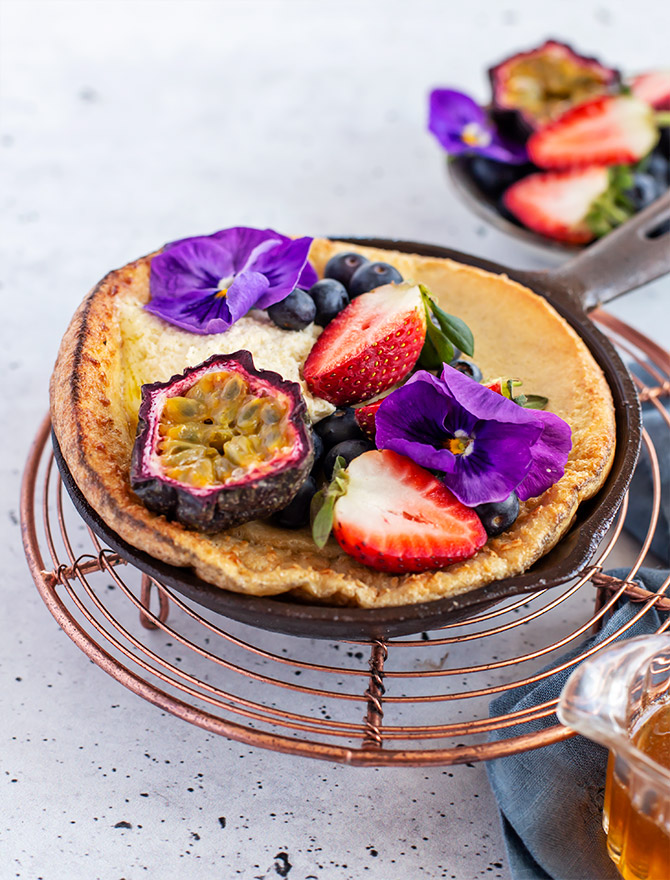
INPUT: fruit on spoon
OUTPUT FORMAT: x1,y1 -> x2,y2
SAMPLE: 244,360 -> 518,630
527,94 -> 659,169
502,166 -> 630,244
489,39 -> 619,135
630,70 -> 670,111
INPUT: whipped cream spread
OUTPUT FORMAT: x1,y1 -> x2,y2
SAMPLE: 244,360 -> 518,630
118,299 -> 335,428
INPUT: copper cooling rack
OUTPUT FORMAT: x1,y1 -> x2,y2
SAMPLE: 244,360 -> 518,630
21,312 -> 670,766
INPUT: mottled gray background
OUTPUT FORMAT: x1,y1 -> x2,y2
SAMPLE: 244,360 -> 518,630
1,1 -> 668,878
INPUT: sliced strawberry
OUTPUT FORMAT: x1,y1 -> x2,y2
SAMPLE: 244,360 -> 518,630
527,95 -> 659,169
323,450 -> 487,574
353,400 -> 382,440
484,379 -> 504,395
353,390 -> 396,440
303,282 -> 426,406
630,71 -> 670,111
503,167 -> 611,243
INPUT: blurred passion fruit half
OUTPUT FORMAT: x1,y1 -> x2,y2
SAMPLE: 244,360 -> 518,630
130,351 -> 313,532
489,39 -> 620,138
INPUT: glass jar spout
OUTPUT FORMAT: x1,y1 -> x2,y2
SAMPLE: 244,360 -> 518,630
558,635 -> 670,879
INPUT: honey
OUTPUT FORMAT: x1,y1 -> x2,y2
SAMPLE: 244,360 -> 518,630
603,702 -> 670,880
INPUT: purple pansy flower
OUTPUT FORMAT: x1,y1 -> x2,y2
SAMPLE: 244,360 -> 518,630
146,226 -> 318,334
374,365 -> 572,507
428,89 -> 528,164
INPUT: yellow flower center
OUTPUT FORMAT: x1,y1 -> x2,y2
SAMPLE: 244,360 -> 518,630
216,274 -> 235,298
443,430 -> 474,456
461,122 -> 492,148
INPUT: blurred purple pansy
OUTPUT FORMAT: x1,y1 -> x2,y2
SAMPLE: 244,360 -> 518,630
428,89 -> 528,164
374,365 -> 572,507
146,226 -> 318,334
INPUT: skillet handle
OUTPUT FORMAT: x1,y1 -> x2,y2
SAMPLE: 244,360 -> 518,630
517,190 -> 670,312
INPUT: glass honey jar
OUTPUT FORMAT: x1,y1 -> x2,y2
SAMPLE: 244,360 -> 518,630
558,636 -> 670,880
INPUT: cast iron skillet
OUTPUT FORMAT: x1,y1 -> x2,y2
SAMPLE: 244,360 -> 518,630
53,193 -> 670,640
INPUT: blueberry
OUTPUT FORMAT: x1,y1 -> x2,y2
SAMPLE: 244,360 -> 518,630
323,439 -> 375,481
467,156 -> 532,199
646,152 -> 670,189
348,261 -> 403,298
450,359 -> 483,382
308,279 -> 349,327
272,476 -> 317,529
314,407 -> 364,450
267,288 -> 316,330
475,492 -> 520,538
324,252 -> 369,288
624,172 -> 662,212
310,430 -> 324,473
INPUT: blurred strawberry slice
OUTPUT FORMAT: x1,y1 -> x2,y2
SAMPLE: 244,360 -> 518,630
503,167 -> 611,244
630,71 -> 670,111
527,95 -> 659,169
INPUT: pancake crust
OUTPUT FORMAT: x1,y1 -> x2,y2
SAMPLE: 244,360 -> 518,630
50,239 -> 616,608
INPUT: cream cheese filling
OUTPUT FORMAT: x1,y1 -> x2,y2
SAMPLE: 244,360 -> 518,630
118,298 -> 335,432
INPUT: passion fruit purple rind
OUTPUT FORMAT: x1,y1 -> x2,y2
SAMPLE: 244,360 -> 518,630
130,351 -> 314,532
489,39 -> 620,139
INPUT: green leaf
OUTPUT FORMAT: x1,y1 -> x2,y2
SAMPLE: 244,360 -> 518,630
517,394 -> 549,410
310,490 -> 335,549
503,379 -> 522,400
586,165 -> 637,239
419,284 -> 475,357
425,307 -> 455,364
310,457 -> 349,549
609,164 -> 634,191
432,305 -> 475,357
418,324 -> 443,371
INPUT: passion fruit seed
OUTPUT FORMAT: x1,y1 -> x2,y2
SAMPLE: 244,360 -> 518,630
236,399 -> 264,433
163,396 -> 207,422
157,370 -> 294,488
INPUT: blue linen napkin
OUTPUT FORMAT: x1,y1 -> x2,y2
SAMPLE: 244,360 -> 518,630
623,362 -> 670,564
486,568 -> 670,880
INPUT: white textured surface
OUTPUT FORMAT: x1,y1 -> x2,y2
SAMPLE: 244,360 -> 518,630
1,1 -> 668,878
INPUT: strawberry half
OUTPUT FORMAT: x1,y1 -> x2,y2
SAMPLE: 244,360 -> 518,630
312,450 -> 487,574
527,95 -> 659,169
353,400 -> 382,440
303,282 -> 426,406
353,390 -> 395,440
503,166 -> 612,243
631,71 -> 670,111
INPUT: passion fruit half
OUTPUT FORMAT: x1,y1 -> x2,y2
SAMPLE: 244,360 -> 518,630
130,351 -> 314,532
490,40 -> 620,137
